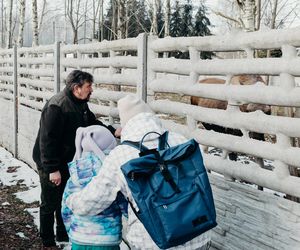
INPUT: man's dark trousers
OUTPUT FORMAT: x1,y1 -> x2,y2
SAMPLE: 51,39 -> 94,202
38,169 -> 68,246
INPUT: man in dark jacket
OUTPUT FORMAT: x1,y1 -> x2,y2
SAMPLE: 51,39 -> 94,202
33,70 -> 121,248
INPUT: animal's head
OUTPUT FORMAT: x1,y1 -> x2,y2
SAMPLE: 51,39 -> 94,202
233,75 -> 270,114
231,74 -> 266,85
192,75 -> 270,114
244,103 -> 271,115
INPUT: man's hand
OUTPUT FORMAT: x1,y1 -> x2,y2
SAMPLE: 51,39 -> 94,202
114,127 -> 122,138
49,170 -> 61,186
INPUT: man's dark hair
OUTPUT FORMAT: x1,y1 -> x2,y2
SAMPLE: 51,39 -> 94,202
66,70 -> 94,91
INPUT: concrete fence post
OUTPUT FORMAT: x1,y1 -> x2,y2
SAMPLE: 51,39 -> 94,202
54,41 -> 61,94
13,45 -> 18,157
137,33 -> 148,102
146,35 -> 158,104
108,50 -> 118,124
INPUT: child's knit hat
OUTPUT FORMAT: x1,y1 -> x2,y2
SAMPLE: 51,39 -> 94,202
117,95 -> 153,127
73,125 -> 117,160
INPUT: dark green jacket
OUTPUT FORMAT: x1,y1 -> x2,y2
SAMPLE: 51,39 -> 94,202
33,88 -> 115,177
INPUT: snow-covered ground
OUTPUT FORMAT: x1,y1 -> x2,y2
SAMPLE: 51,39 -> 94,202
0,147 -> 43,243
0,147 -> 129,250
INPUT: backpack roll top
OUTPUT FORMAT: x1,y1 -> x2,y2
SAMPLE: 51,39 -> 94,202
121,131 -> 217,249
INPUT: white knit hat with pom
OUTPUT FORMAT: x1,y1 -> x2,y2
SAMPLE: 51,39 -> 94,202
117,95 -> 153,127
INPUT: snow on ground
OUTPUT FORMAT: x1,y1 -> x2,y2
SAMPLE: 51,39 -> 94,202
0,147 -> 129,250
16,232 -> 27,239
0,147 -> 44,239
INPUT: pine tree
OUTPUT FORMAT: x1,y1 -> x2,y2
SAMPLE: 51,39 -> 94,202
193,2 -> 212,37
180,0 -> 193,37
127,0 -> 151,37
170,1 -> 182,37
193,1 -> 214,59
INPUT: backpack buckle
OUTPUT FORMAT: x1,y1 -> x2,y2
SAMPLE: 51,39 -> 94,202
130,172 -> 135,180
159,163 -> 170,180
159,163 -> 181,193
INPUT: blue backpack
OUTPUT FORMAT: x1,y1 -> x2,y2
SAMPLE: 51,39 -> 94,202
121,131 -> 217,249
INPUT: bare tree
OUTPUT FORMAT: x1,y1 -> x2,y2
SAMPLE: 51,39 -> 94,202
270,0 -> 278,28
217,0 -> 256,31
261,0 -> 298,29
150,0 -> 158,35
111,0 -> 118,40
265,0 -> 278,59
65,0 -> 85,44
83,0 -> 87,43
125,0 -> 129,38
117,0 -> 126,39
6,0 -> 13,48
17,0 -> 26,47
98,0 -> 104,41
32,0 -> 39,46
1,0 -> 4,47
164,0 -> 170,37
38,0 -> 47,33
91,0 -> 101,41
214,0 -> 299,32
239,0 -> 256,31
255,0 -> 261,30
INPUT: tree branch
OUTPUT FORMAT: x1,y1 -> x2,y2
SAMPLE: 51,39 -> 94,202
212,10 -> 242,25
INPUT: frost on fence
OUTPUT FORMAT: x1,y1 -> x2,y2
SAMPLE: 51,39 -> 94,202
0,37 -> 143,122
60,38 -> 140,123
147,28 -> 300,198
0,45 -> 57,110
0,48 -> 14,100
1,29 -> 300,198
17,45 -> 56,110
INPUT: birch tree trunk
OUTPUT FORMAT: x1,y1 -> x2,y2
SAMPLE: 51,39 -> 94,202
266,1 -> 278,58
1,0 -> 4,47
151,0 -> 158,35
17,0 -> 26,47
238,0 -> 256,31
164,0 -> 170,37
84,1 -> 87,43
98,0 -> 104,41
111,0 -> 118,40
270,0 -> 278,29
125,0 -> 129,38
38,0 -> 47,35
6,0 -> 13,48
92,0 -> 100,41
255,0 -> 261,30
92,0 -> 96,40
64,0 -> 67,43
117,0 -> 125,39
32,0 -> 39,46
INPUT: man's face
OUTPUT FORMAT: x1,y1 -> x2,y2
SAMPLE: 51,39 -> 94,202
73,81 -> 93,101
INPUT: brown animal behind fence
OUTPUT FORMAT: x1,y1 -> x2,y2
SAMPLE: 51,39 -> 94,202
191,75 -> 271,175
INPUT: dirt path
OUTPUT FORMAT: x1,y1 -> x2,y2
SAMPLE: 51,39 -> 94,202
0,178 -> 43,249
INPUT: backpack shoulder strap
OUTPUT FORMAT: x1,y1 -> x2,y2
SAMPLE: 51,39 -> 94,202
121,140 -> 149,152
158,131 -> 169,150
121,131 -> 169,154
